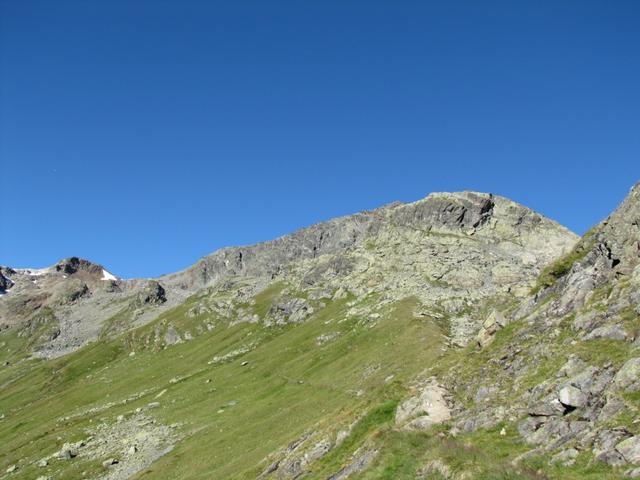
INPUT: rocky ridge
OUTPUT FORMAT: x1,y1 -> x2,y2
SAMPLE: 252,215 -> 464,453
0,191 -> 575,357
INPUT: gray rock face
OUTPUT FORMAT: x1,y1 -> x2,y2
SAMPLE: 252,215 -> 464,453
0,268 -> 14,293
618,437 -> 640,465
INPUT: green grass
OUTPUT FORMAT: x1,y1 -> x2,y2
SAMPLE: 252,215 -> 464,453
0,286 -> 444,480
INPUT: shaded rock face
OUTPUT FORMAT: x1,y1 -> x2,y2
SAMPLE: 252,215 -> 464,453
55,257 -> 103,276
136,281 -> 167,306
0,269 -> 14,293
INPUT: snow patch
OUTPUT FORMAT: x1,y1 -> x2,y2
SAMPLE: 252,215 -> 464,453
101,269 -> 118,281
15,267 -> 50,277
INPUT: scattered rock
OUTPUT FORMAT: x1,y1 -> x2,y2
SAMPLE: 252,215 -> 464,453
316,332 -> 341,346
327,449 -> 379,480
57,445 -> 78,460
102,458 -> 119,467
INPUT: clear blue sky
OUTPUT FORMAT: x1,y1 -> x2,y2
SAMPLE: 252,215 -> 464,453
1,1 -> 639,278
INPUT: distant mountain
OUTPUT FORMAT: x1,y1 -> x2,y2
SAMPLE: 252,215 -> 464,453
1,186 -> 638,479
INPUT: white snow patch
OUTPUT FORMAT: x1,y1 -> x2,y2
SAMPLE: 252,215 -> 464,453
16,267 -> 51,277
101,269 -> 118,281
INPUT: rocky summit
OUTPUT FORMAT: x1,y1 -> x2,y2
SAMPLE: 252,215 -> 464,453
0,186 -> 639,479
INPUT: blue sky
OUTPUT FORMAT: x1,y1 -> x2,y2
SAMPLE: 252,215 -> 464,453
1,1 -> 639,278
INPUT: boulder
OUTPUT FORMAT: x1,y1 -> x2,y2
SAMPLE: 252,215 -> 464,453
102,458 -> 119,468
268,298 -> 314,325
476,310 -> 507,347
596,449 -> 627,466
528,398 -> 566,417
396,381 -> 451,429
550,448 -> 579,466
573,311 -> 600,331
614,358 -> 640,392
618,436 -> 640,465
557,356 -> 588,378
626,467 -> 640,478
585,325 -> 627,341
559,385 -> 588,408
57,445 -> 77,460
164,326 -> 182,346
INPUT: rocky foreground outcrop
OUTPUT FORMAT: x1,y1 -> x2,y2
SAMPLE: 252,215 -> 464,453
436,182 -> 640,476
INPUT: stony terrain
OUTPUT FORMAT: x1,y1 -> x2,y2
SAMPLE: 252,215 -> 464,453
0,186 -> 638,479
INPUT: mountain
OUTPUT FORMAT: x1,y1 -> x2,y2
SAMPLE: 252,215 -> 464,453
1,192 -> 575,357
0,186 -> 638,480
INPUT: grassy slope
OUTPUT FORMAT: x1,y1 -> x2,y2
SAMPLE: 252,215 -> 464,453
2,269 -> 636,479
0,289 -> 444,479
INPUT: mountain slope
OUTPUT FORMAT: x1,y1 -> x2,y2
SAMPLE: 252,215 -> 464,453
2,187 -> 637,479
0,191 -> 576,358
